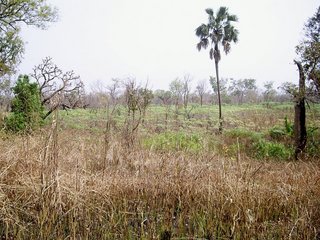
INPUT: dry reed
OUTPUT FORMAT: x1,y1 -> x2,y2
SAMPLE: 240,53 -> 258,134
0,123 -> 319,239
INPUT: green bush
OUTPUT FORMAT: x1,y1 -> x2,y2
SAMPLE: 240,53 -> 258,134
5,75 -> 44,133
269,117 -> 293,141
254,139 -> 293,160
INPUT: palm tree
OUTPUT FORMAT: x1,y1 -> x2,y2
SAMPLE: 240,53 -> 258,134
196,7 -> 239,133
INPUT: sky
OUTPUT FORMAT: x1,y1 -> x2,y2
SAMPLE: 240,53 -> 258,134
19,0 -> 320,91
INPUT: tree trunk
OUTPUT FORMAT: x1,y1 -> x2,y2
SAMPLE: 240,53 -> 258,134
215,60 -> 223,133
294,60 -> 307,160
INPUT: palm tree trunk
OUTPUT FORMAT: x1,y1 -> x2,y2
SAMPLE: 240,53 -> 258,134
215,60 -> 223,133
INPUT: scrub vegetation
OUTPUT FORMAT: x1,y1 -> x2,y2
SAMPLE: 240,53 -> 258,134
0,1 -> 320,239
0,103 -> 320,239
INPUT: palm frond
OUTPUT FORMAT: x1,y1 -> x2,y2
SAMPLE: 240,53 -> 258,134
224,25 -> 239,43
216,6 -> 228,22
197,38 -> 209,51
222,40 -> 231,54
209,48 -> 214,60
227,14 -> 238,22
213,28 -> 223,44
205,8 -> 215,23
196,42 -> 202,51
233,29 -> 239,43
195,24 -> 208,37
205,8 -> 214,16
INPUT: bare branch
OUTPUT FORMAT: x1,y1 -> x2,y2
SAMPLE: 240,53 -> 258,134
31,57 -> 84,118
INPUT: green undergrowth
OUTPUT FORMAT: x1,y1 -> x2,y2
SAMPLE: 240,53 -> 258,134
142,131 -> 203,153
221,128 -> 294,160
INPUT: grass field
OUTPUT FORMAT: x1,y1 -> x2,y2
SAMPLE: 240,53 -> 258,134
0,103 -> 320,239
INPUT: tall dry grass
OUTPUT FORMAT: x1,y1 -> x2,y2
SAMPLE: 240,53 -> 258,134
0,116 -> 320,239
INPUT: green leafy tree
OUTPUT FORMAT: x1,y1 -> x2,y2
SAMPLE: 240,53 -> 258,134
0,77 -> 12,110
293,6 -> 320,159
0,0 -> 57,78
296,6 -> 320,99
5,75 -> 44,132
229,78 -> 257,104
0,30 -> 24,78
169,78 -> 183,112
196,7 -> 239,133
209,76 -> 229,104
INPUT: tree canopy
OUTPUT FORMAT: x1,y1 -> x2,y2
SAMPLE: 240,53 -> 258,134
0,0 -> 57,77
195,7 -> 239,62
296,5 -> 320,98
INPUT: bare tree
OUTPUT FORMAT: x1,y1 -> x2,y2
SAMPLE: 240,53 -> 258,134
89,80 -> 108,109
122,78 -> 152,146
107,78 -> 121,107
263,81 -> 276,107
103,78 -> 121,167
196,79 -> 208,106
31,57 -> 84,118
155,89 -> 172,129
63,82 -> 86,109
182,74 -> 192,111
169,78 -> 183,113
294,60 -> 307,160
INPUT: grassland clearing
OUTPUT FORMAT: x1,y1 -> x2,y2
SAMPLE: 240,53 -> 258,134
0,103 -> 319,239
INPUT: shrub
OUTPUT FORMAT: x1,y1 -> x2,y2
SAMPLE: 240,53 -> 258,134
269,127 -> 286,140
269,117 -> 293,141
254,139 -> 293,160
5,75 -> 44,133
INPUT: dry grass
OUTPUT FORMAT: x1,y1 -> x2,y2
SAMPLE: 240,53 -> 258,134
0,119 -> 320,239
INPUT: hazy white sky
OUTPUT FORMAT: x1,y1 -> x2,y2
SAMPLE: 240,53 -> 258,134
19,0 -> 319,91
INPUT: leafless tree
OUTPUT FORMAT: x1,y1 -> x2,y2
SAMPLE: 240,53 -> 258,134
154,89 -> 172,129
31,57 -> 84,119
122,78 -> 142,146
63,81 -> 86,109
89,80 -> 109,110
104,78 -> 121,132
107,78 -> 121,108
182,74 -> 192,110
181,74 -> 193,119
122,78 -> 153,146
196,79 -> 208,106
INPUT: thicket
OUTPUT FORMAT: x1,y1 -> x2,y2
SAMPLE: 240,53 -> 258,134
5,75 -> 44,133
